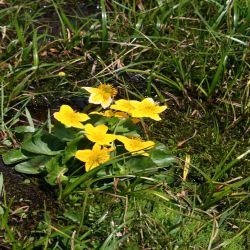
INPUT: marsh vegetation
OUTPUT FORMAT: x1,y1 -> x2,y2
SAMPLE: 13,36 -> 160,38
0,0 -> 249,249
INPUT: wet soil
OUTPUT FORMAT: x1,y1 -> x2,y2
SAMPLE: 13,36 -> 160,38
0,158 -> 56,240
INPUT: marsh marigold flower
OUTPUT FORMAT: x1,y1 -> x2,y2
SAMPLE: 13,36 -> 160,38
110,99 -> 135,113
53,105 -> 90,129
130,98 -> 167,121
84,123 -> 116,145
116,135 -> 155,156
75,144 -> 112,171
83,83 -> 117,109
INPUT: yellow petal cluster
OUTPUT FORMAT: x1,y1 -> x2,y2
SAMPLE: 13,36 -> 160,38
53,105 -> 90,129
83,83 -> 117,109
84,123 -> 116,146
130,98 -> 167,121
111,98 -> 167,121
54,88 -> 167,174
75,144 -> 111,171
116,135 -> 155,156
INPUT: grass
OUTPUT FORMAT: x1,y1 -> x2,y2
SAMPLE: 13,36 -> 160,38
0,0 -> 249,249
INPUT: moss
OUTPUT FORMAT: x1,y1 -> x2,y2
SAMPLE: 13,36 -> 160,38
150,101 -> 249,180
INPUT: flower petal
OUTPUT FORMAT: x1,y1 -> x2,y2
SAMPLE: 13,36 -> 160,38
84,84 -> 117,108
130,98 -> 167,120
100,96 -> 113,109
75,149 -> 92,162
53,105 -> 89,129
84,124 -> 116,145
110,99 -> 135,113
76,144 -> 111,172
83,87 -> 100,94
116,136 -> 155,156
76,113 -> 90,122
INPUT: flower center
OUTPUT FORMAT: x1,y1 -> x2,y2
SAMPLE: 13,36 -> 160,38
91,151 -> 108,165
69,112 -> 79,122
143,103 -> 156,112
99,84 -> 117,96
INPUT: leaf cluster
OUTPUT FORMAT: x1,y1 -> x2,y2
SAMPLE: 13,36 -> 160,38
2,113 -> 176,195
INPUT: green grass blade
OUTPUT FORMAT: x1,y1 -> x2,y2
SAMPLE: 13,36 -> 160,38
52,0 -> 67,39
204,176 -> 250,208
7,70 -> 35,105
208,54 -> 227,98
14,14 -> 25,47
214,223 -> 250,249
0,173 -> 3,197
0,80 -> 5,132
25,107 -> 34,128
213,142 -> 238,181
214,148 -> 250,181
233,0 -> 239,31
100,0 -> 108,51
32,29 -> 39,68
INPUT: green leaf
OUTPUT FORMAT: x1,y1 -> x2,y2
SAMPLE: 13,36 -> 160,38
94,116 -> 118,126
0,206 -> 4,215
150,150 -> 176,168
62,136 -> 83,164
112,119 -> 141,135
14,126 -> 36,133
2,149 -> 33,165
22,132 -> 66,155
62,159 -> 117,198
53,122 -> 77,141
15,155 -> 50,174
151,142 -> 171,152
45,156 -> 68,185
153,167 -> 176,184
122,156 -> 156,174
149,142 -> 176,168
63,210 -> 81,224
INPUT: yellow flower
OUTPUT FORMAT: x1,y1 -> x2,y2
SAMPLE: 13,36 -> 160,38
75,144 -> 111,171
116,135 -> 155,156
83,83 -> 117,109
130,98 -> 167,121
84,123 -> 116,145
110,99 -> 135,113
53,105 -> 90,129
